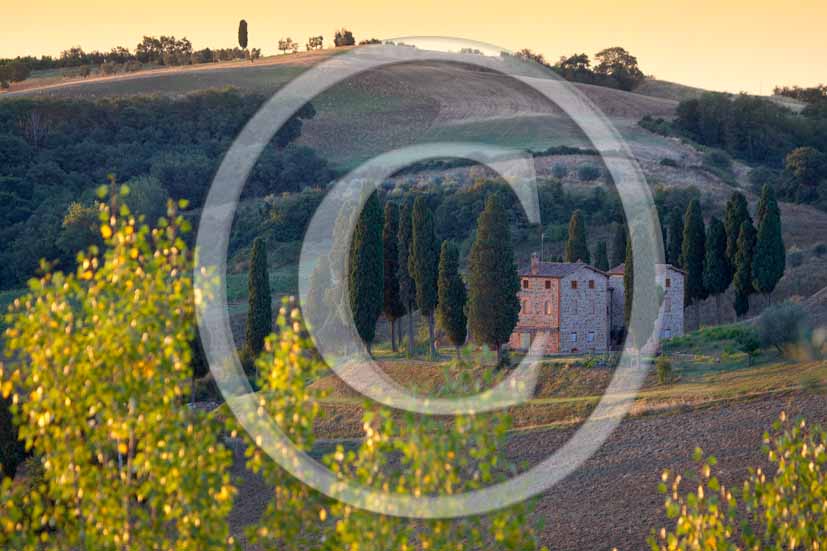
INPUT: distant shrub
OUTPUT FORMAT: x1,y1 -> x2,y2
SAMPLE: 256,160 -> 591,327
655,356 -> 672,384
551,163 -> 568,179
787,246 -> 805,268
639,115 -> 672,136
577,164 -> 601,182
703,149 -> 733,171
735,328 -> 761,366
748,166 -> 783,193
812,242 -> 827,257
698,324 -> 746,342
659,158 -> 679,168
124,60 -> 142,72
100,61 -> 119,75
757,301 -> 809,354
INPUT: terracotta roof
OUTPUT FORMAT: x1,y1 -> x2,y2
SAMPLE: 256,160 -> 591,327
519,261 -> 607,278
608,263 -> 625,275
607,263 -> 687,276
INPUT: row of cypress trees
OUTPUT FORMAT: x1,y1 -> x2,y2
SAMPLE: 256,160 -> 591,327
558,186 -> 785,329
663,184 -> 785,325
354,192 -> 520,362
245,185 -> 784,363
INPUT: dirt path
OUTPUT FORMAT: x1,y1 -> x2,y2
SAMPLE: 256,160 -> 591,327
227,391 -> 826,550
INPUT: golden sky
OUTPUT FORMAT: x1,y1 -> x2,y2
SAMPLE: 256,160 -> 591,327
3,0 -> 824,94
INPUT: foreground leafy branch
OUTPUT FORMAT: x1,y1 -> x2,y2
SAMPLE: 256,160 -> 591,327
0,184 -> 234,550
651,412 -> 827,550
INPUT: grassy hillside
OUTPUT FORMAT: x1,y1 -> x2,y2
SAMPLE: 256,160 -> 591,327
5,47 -> 827,327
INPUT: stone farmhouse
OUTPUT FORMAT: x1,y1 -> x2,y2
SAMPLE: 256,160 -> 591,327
508,253 -> 685,354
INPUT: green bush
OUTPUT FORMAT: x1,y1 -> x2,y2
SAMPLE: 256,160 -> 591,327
655,356 -> 672,384
576,164 -> 601,182
735,328 -> 761,366
651,413 -> 827,550
812,242 -> 827,257
704,149 -> 733,171
756,301 -> 809,354
551,163 -> 568,179
787,247 -> 804,268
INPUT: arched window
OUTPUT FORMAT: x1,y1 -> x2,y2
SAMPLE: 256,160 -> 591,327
544,301 -> 551,315
522,300 -> 529,314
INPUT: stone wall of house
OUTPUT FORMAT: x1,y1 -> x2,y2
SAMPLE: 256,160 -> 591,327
508,276 -> 561,354
610,266 -> 685,352
558,268 -> 610,353
608,275 -> 625,337
656,266 -> 684,341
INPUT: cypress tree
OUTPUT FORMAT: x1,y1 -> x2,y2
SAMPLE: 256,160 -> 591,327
437,241 -> 468,359
382,203 -> 405,351
594,240 -> 609,271
409,197 -> 439,359
467,194 -> 520,365
348,192 -> 384,353
703,217 -> 730,324
724,191 -> 751,266
238,20 -> 248,50
0,395 -> 27,479
244,237 -> 272,365
610,222 -> 627,268
666,208 -> 684,267
564,209 -> 590,263
681,199 -> 707,329
752,184 -> 785,304
397,199 -> 417,356
189,330 -> 210,405
733,220 -> 757,319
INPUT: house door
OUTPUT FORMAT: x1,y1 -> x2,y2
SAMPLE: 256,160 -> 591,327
520,333 -> 530,350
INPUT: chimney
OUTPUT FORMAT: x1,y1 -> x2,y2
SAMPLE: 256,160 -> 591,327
530,252 -> 540,275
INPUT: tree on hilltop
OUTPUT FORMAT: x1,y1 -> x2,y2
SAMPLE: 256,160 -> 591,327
238,20 -> 248,50
334,29 -> 355,47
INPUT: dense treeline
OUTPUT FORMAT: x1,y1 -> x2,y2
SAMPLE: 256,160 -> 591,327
644,92 -> 827,210
0,36 -> 259,75
509,46 -> 645,91
0,89 -> 330,289
774,84 -> 827,104
0,23 -> 363,79
674,93 -> 827,166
